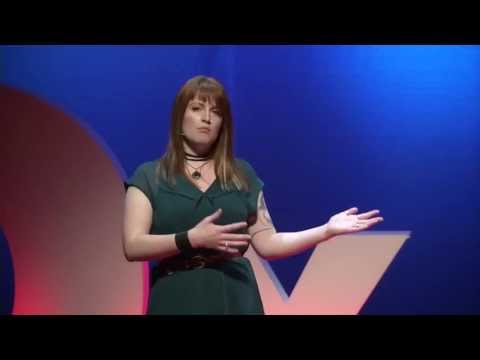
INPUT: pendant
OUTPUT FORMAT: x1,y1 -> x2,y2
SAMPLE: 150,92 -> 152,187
192,171 -> 201,180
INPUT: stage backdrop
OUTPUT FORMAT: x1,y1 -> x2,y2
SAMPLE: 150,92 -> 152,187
1,45 -> 478,314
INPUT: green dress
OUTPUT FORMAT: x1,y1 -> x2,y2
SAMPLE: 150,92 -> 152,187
125,157 -> 265,315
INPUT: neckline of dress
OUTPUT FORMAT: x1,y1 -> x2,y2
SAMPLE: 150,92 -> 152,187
182,174 -> 218,195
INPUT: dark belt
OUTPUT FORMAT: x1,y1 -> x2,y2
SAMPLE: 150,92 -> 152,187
153,253 -> 240,277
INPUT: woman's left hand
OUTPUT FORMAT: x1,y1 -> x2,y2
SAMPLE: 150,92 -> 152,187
326,207 -> 383,237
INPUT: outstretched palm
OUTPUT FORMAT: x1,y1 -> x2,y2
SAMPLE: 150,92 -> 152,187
326,207 -> 383,237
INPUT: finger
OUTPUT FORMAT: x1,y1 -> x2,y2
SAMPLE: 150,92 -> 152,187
345,207 -> 358,215
219,246 -> 240,254
358,217 -> 384,226
199,208 -> 222,225
221,240 -> 250,248
357,210 -> 380,220
221,233 -> 251,241
220,221 -> 248,233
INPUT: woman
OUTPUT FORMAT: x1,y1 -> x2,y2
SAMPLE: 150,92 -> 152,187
123,75 -> 384,314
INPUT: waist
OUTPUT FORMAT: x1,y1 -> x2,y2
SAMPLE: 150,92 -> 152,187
153,252 -> 242,276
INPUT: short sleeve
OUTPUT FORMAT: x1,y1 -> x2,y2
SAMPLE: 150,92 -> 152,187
124,162 -> 156,208
237,159 -> 264,217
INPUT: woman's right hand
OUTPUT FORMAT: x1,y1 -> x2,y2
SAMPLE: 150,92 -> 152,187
188,209 -> 251,254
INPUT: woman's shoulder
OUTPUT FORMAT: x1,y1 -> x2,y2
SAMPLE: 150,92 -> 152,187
234,157 -> 251,169
130,158 -> 162,179
234,157 -> 257,175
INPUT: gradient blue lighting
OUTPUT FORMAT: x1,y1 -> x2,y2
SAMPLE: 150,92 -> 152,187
1,45 -> 479,314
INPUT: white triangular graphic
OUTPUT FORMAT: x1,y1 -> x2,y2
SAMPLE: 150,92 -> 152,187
245,231 -> 410,314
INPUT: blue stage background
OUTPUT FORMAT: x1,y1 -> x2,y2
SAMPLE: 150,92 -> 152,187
1,45 -> 479,314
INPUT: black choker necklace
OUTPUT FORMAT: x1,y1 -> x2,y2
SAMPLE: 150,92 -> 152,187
185,152 -> 211,162
184,152 -> 212,180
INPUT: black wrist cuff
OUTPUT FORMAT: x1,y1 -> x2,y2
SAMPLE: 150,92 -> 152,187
175,231 -> 194,255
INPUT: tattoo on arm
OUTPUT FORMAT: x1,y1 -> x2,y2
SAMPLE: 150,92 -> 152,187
249,191 -> 276,239
258,192 -> 273,226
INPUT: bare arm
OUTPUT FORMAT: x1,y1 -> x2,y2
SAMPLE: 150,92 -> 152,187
248,191 -> 383,261
123,186 -> 180,261
248,191 -> 332,261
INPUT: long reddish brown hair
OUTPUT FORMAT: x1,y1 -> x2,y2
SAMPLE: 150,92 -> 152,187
157,75 -> 249,191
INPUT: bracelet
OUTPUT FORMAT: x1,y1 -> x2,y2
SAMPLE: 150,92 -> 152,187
175,231 -> 194,254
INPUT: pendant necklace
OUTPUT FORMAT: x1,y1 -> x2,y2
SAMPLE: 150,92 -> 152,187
186,160 -> 210,181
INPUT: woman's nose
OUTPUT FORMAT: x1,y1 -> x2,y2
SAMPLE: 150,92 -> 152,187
202,111 -> 211,124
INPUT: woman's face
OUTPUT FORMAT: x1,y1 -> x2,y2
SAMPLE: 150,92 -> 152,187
182,95 -> 223,152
